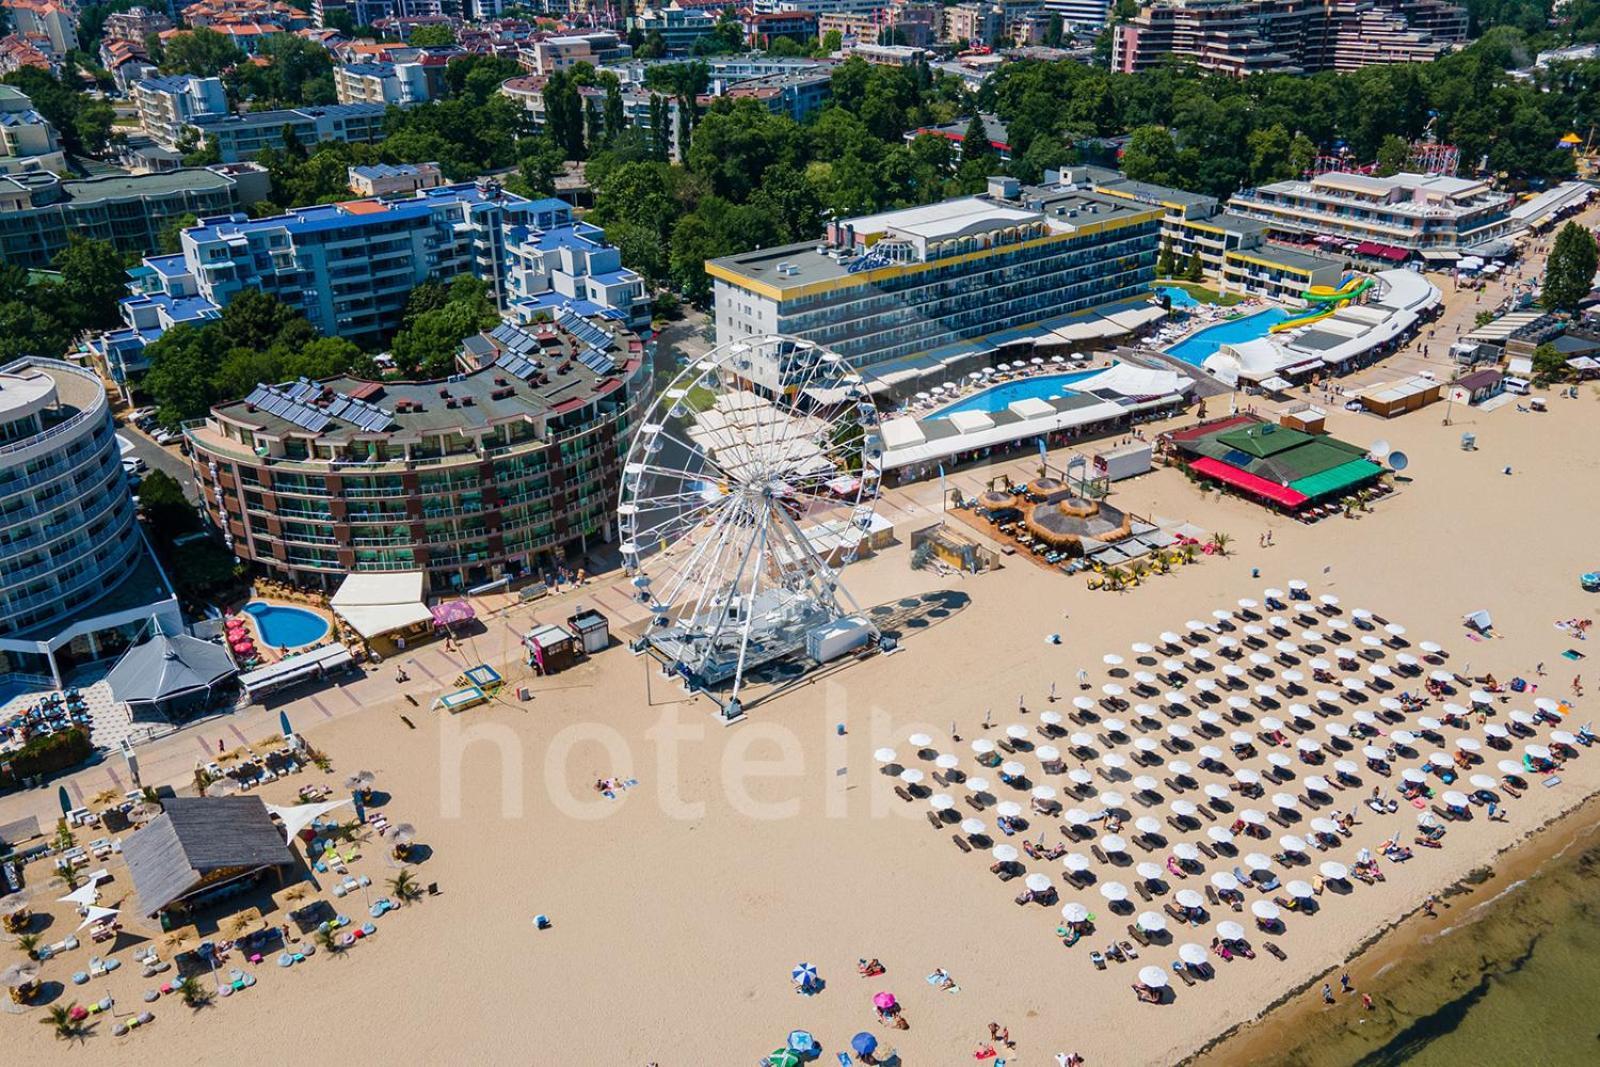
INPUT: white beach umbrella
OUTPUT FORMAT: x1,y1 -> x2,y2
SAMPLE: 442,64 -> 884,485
1061,902 -> 1090,922
996,801 -> 1024,818
1455,737 -> 1481,753
1139,965 -> 1170,988
1207,824 -> 1234,844
1238,598 -> 1259,612
1288,580 -> 1308,592
899,768 -> 925,785
1104,653 -> 1125,667
1304,776 -> 1331,793
1442,790 -> 1471,808
1510,710 -> 1536,727
873,748 -> 898,764
1172,842 -> 1201,861
1385,623 -> 1407,638
930,794 -> 956,812
1101,835 -> 1128,854
908,732 -> 933,748
1319,594 -> 1340,608
972,739 -> 996,755
960,818 -> 986,836
1199,745 -> 1225,762
1395,653 -> 1419,667
1286,880 -> 1315,899
1369,664 -> 1392,679
1470,691 -> 1493,706
1497,760 -> 1524,776
1134,672 -> 1159,687
1100,881 -> 1129,902
1244,853 -> 1273,871
1137,911 -> 1167,934
1266,752 -> 1292,771
1483,724 -> 1508,740
1040,711 -> 1064,727
965,777 -> 992,794
1001,761 -> 1027,778
1032,785 -> 1058,803
1290,704 -> 1315,722
1102,753 -> 1128,770
1036,745 -> 1061,762
1279,835 -> 1307,854
1316,690 -> 1341,704
1133,775 -> 1160,794
1073,696 -> 1096,711
1244,624 -> 1267,638
992,844 -> 1020,863
1319,861 -> 1348,880
1419,641 -> 1443,655
1469,774 -> 1499,791
1391,731 -> 1416,746
1103,684 -> 1125,699
1334,759 -> 1359,776
1135,738 -> 1160,754
1063,852 -> 1092,872
1176,889 -> 1205,909
1168,760 -> 1193,775
1025,873 -> 1053,893
1240,809 -> 1267,826
1171,800 -> 1200,819
1132,642 -> 1155,656
1223,665 -> 1247,680
1311,817 -> 1340,836
1297,738 -> 1321,754
1070,731 -> 1096,749
1064,808 -> 1092,826
1252,900 -> 1281,922
1185,619 -> 1208,632
1068,769 -> 1094,786
1401,768 -> 1427,784
1160,631 -> 1183,647
1179,943 -> 1209,966
936,753 -> 961,770
1228,696 -> 1251,711
1134,816 -> 1162,836
1271,793 -> 1299,810
1429,670 -> 1453,684
1100,791 -> 1126,808
1005,724 -> 1029,741
1417,716 -> 1443,732
1217,921 -> 1246,941
1104,718 -> 1128,734
1551,730 -> 1578,747
1204,784 -> 1231,802
1211,871 -> 1240,891
1301,630 -> 1323,643
1326,722 -> 1351,738
1534,697 -> 1560,714
1363,745 -> 1387,761
1235,768 -> 1261,785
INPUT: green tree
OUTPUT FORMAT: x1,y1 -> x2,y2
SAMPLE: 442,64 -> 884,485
158,212 -> 199,254
962,113 -> 996,166
1120,125 -> 1179,186
1156,239 -> 1174,278
40,1003 -> 82,1041
1542,221 -> 1598,311
52,237 -> 130,332
1374,134 -> 1410,177
389,277 -> 499,378
161,28 -> 244,78
408,24 -> 456,47
137,470 -> 199,548
1185,250 -> 1204,282
1531,341 -> 1569,383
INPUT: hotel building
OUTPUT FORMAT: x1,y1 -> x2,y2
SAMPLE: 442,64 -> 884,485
96,185 -> 645,387
707,176 -> 1160,389
0,359 -> 180,687
184,312 -> 650,590
1226,171 -> 1518,257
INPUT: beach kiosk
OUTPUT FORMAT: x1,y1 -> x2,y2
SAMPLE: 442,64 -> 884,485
566,608 -> 611,655
524,623 -> 579,674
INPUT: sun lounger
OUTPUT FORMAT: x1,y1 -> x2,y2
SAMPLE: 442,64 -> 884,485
1268,812 -> 1291,828
925,811 -> 943,830
997,739 -> 1016,754
953,835 -> 971,853
1127,923 -> 1149,947
965,795 -> 984,812
1092,845 -> 1109,863
1205,885 -> 1221,906
1164,777 -> 1187,794
1196,841 -> 1217,859
1265,942 -> 1287,961
894,786 -> 913,803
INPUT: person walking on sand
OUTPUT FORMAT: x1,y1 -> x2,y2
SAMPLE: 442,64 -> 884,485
1077,668 -> 1090,690
1422,895 -> 1438,917
1322,983 -> 1335,1005
1340,972 -> 1353,994
1049,681 -> 1058,703
1574,675 -> 1584,698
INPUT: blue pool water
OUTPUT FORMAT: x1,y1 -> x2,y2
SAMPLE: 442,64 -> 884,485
1164,307 -> 1294,366
1160,286 -> 1200,308
245,602 -> 331,648
929,369 -> 1103,418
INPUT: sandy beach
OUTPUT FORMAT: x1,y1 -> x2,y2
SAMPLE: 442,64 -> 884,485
6,303 -> 1600,1063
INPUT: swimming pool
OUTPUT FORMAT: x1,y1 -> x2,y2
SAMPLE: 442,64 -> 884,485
1160,286 -> 1200,308
245,602 -> 331,648
929,369 -> 1103,418
1164,307 -> 1294,366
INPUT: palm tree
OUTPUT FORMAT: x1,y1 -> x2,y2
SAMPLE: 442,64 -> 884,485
316,928 -> 344,955
388,870 -> 421,903
1182,543 -> 1198,564
41,1003 -> 80,1040
54,860 -> 81,891
1209,532 -> 1232,557
175,975 -> 209,1008
17,932 -> 40,959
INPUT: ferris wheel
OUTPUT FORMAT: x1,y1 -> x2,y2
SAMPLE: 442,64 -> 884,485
618,336 -> 883,708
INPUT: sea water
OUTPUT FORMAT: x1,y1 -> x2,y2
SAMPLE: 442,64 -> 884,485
1257,820 -> 1600,1066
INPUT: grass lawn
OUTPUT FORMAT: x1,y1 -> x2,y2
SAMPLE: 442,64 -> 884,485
1153,280 -> 1245,307
683,383 -> 718,412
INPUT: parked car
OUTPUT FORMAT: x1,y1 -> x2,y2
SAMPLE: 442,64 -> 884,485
979,506 -> 1023,525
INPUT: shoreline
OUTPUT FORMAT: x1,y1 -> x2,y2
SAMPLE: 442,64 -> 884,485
1183,780 -> 1600,1065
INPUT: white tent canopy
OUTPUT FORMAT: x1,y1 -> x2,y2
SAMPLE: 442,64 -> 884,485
330,572 -> 432,640
266,797 -> 352,841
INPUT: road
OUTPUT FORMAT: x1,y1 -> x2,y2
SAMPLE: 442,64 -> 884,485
117,423 -> 199,500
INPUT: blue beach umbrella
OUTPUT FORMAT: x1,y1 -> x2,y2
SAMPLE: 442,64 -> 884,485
787,1030 -> 818,1054
851,1032 -> 878,1057
58,785 -> 71,815
279,710 -> 293,736
791,962 -> 818,986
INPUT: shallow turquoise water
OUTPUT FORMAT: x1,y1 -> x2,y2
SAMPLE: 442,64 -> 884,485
245,602 -> 331,648
927,369 -> 1103,418
1165,307 -> 1294,365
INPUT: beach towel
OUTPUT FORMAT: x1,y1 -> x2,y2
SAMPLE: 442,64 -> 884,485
926,972 -> 960,993
1562,649 -> 1585,660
